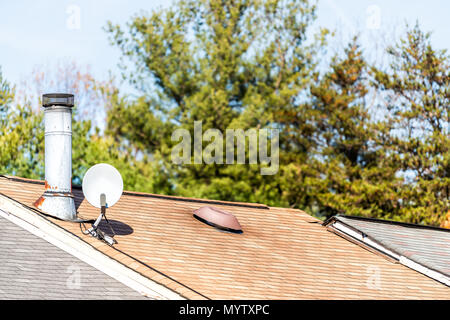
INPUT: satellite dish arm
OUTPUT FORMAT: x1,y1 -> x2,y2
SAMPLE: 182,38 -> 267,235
100,193 -> 106,214
92,193 -> 106,230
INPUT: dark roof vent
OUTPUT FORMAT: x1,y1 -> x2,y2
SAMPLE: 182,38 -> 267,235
193,206 -> 243,234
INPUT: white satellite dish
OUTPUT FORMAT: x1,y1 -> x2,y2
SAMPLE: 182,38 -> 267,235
82,163 -> 123,208
81,163 -> 123,246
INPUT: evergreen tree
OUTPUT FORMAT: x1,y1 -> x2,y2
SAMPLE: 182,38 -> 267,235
105,0 -> 327,205
308,39 -> 400,219
372,24 -> 449,225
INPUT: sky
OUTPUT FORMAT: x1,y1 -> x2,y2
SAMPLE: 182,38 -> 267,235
0,0 -> 448,90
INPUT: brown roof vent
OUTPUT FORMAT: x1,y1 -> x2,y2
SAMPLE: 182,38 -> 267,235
193,206 -> 243,234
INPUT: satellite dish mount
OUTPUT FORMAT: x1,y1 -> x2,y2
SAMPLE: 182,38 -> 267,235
81,163 -> 124,246
82,193 -> 117,246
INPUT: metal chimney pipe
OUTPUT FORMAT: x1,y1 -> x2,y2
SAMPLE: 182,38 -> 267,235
33,93 -> 77,220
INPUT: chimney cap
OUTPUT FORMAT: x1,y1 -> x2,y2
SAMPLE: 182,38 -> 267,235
42,93 -> 74,107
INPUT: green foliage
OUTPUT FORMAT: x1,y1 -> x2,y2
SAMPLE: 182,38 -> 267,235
0,68 -> 14,118
72,120 -> 171,193
1,1 -> 448,227
0,68 -> 169,193
106,0 -> 326,206
104,1 -> 448,226
305,39 -> 401,219
372,24 -> 449,225
0,104 -> 44,179
103,0 -> 449,225
0,73 -> 44,179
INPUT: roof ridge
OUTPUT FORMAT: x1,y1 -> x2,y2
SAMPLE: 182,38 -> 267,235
331,214 -> 450,233
1,175 -> 269,210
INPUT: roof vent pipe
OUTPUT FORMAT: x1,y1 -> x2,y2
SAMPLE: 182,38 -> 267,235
33,93 -> 77,221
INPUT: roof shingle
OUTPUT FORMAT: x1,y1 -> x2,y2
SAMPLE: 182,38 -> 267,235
0,176 -> 449,299
328,215 -> 450,278
0,213 -> 147,299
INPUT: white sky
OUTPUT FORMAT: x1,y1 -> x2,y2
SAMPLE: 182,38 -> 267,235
0,0 -> 448,88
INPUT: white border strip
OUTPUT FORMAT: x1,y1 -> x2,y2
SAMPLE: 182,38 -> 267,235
399,256 -> 450,287
333,221 -> 400,259
0,195 -> 185,300
330,220 -> 450,287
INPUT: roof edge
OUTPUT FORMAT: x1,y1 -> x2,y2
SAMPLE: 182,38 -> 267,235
0,175 -> 269,210
325,217 -> 450,287
0,193 -> 186,300
324,214 -> 450,233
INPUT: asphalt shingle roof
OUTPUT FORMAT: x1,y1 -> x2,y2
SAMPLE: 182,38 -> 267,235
0,176 -> 449,299
331,215 -> 450,277
0,214 -> 147,299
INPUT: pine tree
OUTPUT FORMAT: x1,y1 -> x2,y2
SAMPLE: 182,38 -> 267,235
307,39 -> 399,219
105,0 -> 327,206
372,24 -> 449,225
